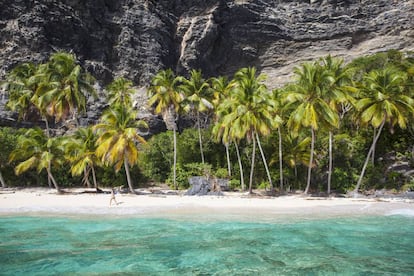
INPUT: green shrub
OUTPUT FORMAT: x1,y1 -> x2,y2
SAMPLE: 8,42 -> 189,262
228,179 -> 241,191
257,181 -> 269,190
166,164 -> 191,190
166,162 -> 214,190
184,162 -> 212,177
0,127 -> 29,186
402,178 -> 414,192
140,131 -> 173,182
214,168 -> 229,179
331,167 -> 356,193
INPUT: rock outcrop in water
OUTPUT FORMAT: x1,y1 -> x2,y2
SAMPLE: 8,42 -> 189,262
1,0 -> 413,129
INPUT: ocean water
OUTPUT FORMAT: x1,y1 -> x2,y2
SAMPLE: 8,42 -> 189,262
1,213 -> 414,275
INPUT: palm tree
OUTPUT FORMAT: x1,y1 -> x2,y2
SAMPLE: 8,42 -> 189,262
220,67 -> 281,193
212,105 -> 246,191
106,77 -> 136,107
271,88 -> 287,192
4,52 -> 96,127
319,55 -> 355,194
9,128 -> 63,192
211,76 -> 235,178
271,133 -> 311,190
33,51 -> 96,125
94,105 -> 147,193
148,69 -> 183,190
0,172 -> 5,188
286,62 -> 339,194
63,127 -> 100,188
353,67 -> 414,194
283,134 -> 312,183
180,69 -> 213,164
3,62 -> 41,121
5,62 -> 56,188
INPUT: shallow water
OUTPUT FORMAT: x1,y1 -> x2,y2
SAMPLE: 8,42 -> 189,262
1,214 -> 414,275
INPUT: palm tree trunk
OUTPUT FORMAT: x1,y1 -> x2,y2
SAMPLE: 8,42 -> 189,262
44,117 -> 52,188
354,120 -> 385,195
304,128 -> 315,195
256,132 -> 273,192
124,157 -> 135,193
173,127 -> 177,190
249,134 -> 257,194
235,142 -> 245,191
91,165 -> 97,188
294,165 -> 298,185
197,111 -> 205,164
83,168 -> 91,188
44,117 -> 50,137
372,128 -> 376,165
0,170 -> 6,188
225,143 -> 231,177
46,168 -> 60,192
278,127 -> 283,192
327,131 -> 333,195
47,165 -> 52,187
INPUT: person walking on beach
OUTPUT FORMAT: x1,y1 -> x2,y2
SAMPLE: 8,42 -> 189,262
109,188 -> 118,206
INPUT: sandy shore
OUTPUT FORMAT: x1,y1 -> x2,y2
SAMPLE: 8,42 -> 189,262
1,188 -> 414,219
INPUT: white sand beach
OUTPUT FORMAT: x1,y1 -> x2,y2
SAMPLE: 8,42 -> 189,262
1,188 -> 414,219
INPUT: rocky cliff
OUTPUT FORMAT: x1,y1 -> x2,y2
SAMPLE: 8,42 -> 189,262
1,0 -> 413,128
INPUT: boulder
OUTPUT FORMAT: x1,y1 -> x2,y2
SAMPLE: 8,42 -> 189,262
185,176 -> 229,196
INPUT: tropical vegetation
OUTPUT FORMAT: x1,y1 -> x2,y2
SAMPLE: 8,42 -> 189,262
1,50 -> 413,195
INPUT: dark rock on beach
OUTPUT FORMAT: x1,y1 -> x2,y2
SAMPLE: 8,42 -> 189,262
186,176 -> 229,196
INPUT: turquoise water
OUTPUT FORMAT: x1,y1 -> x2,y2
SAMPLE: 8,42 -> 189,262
1,214 -> 414,275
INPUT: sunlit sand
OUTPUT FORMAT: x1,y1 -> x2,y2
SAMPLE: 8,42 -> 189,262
1,188 -> 413,219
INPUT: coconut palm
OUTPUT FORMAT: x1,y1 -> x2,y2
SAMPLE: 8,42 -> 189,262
63,127 -> 100,188
353,67 -> 414,194
319,55 -> 355,194
271,133 -> 311,189
33,51 -> 96,124
210,76 -> 235,178
94,105 -> 147,193
220,67 -> 281,193
212,104 -> 246,191
148,69 -> 183,190
210,76 -> 234,106
283,134 -> 312,182
4,62 -> 55,187
33,52 -> 95,187
180,69 -> 213,164
286,62 -> 339,194
271,88 -> 287,192
9,128 -> 63,192
106,77 -> 136,107
3,62 -> 41,121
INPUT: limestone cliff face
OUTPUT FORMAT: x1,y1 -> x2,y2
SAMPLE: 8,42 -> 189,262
1,0 -> 413,129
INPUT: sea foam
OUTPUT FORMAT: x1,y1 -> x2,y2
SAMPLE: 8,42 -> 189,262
385,208 -> 414,217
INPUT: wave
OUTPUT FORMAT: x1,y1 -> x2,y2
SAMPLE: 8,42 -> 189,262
385,209 -> 414,218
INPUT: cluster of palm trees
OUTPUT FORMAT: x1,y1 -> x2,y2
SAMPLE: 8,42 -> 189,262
147,53 -> 414,195
3,52 -> 147,193
1,50 -> 414,195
